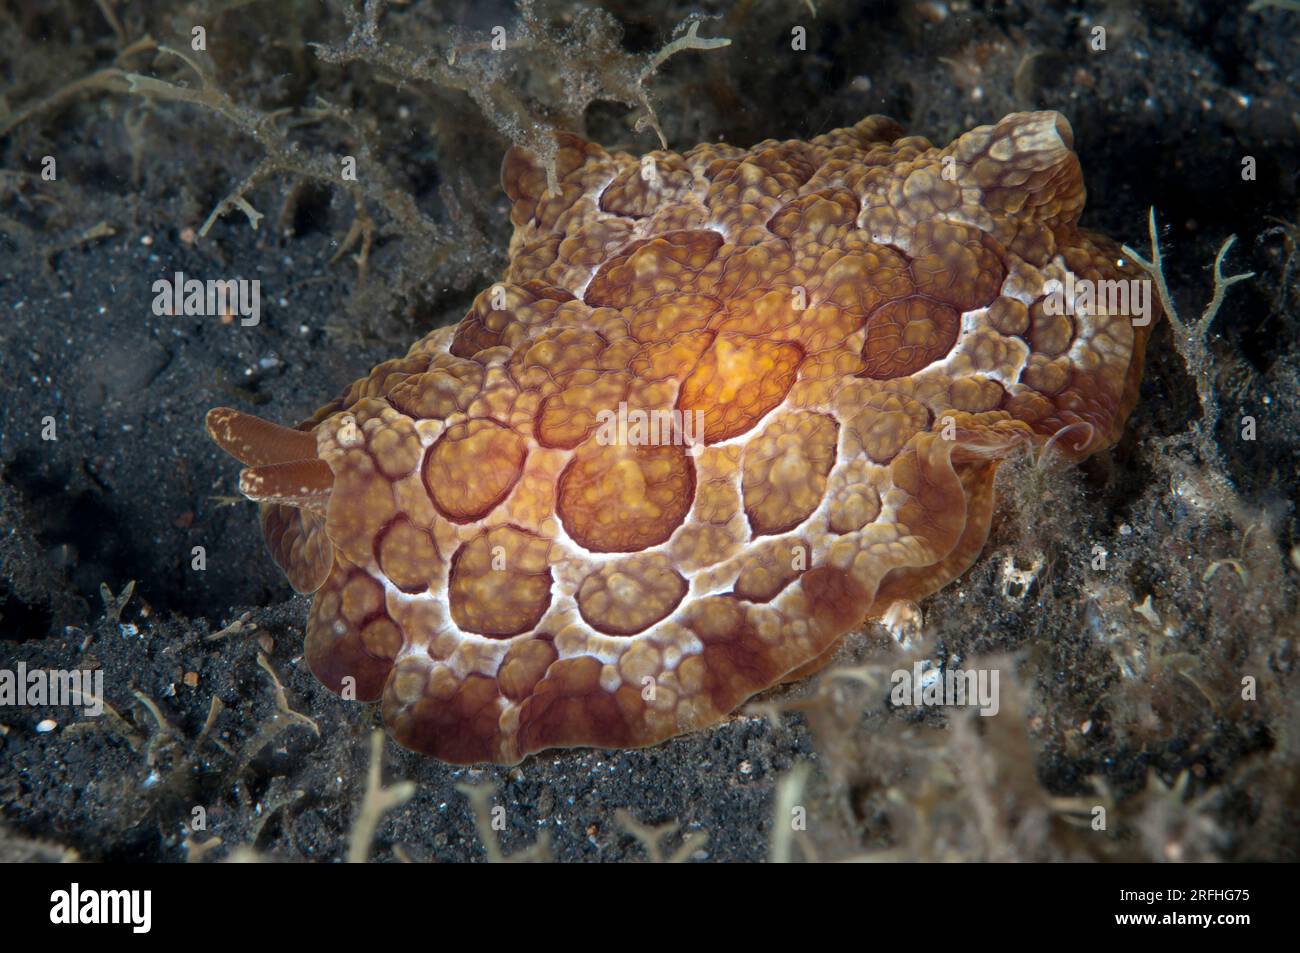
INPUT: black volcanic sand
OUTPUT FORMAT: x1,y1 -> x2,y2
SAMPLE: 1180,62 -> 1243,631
1,0 -> 1297,862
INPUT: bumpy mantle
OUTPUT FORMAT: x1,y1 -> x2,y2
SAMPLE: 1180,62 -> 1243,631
208,110 -> 1154,764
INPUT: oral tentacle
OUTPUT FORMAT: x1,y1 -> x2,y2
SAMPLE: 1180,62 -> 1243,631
206,407 -> 319,467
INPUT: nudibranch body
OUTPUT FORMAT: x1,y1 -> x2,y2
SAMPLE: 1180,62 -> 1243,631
208,111 -> 1154,764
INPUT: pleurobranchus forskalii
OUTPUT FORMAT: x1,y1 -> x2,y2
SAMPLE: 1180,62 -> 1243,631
207,110 -> 1155,764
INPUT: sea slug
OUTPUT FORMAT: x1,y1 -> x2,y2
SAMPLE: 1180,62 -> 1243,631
207,110 -> 1154,763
